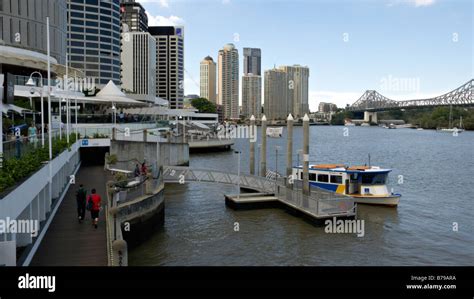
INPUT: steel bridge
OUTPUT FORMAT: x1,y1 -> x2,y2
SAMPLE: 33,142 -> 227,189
347,79 -> 473,112
162,166 -> 356,219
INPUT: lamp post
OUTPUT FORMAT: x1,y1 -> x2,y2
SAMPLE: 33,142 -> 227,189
235,150 -> 241,199
26,71 -> 45,147
112,104 -> 117,127
275,145 -> 281,189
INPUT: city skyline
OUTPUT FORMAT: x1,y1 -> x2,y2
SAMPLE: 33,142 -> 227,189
141,0 -> 472,111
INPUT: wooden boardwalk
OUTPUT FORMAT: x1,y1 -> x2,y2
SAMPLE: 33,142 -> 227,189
30,165 -> 109,266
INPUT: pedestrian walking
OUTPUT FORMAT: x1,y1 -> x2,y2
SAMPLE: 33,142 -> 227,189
86,188 -> 102,229
76,184 -> 87,223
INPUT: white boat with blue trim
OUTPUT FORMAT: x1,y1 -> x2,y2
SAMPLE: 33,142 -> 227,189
292,164 -> 401,206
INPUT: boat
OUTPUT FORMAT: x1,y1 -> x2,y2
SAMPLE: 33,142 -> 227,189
437,105 -> 464,134
344,119 -> 355,126
360,123 -> 370,127
292,164 -> 401,206
388,123 -> 396,129
416,128 -> 424,131
266,127 -> 283,138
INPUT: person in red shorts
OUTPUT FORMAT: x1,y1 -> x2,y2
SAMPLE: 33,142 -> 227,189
87,189 -> 102,229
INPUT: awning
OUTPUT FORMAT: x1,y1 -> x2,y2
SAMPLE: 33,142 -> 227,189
1,103 -> 34,114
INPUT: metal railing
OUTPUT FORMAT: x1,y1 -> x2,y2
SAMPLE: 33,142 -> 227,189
1,129 -> 70,160
162,166 -> 356,218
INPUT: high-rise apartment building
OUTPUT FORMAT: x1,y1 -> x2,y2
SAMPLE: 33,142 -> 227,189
280,65 -> 310,118
318,102 -> 337,113
121,31 -> 156,103
149,26 -> 184,109
242,74 -> 262,119
243,48 -> 261,76
120,0 -> 148,32
218,43 -> 239,120
67,0 -> 122,87
264,68 -> 288,120
241,47 -> 262,119
200,56 -> 216,103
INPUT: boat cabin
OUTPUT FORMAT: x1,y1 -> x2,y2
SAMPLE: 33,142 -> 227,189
292,164 -> 392,196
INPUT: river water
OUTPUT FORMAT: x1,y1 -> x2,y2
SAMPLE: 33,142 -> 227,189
129,126 -> 474,266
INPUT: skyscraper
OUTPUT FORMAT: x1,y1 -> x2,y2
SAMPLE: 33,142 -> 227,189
243,48 -> 261,76
264,68 -> 288,120
242,47 -> 262,119
218,43 -> 239,120
242,74 -> 262,119
280,65 -> 310,118
149,26 -> 184,109
120,0 -> 148,33
67,0 -> 122,87
121,31 -> 156,103
200,56 -> 216,103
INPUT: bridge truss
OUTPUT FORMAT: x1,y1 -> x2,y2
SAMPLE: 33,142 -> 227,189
348,79 -> 473,112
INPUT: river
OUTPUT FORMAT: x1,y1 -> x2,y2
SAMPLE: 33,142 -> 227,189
129,126 -> 474,266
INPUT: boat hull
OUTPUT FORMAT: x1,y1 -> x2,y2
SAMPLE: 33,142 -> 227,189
351,194 -> 401,207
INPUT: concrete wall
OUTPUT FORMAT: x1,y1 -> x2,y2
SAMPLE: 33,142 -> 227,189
109,140 -> 189,171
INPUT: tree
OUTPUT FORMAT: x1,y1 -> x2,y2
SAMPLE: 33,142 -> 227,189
190,98 -> 217,113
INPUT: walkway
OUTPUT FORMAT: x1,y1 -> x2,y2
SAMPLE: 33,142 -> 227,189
30,165 -> 109,266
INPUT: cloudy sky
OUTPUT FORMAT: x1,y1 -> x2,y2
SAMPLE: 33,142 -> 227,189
140,0 -> 472,111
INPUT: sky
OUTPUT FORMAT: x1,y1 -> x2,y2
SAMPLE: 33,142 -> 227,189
140,0 -> 473,111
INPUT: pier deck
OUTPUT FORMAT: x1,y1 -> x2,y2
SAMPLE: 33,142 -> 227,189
30,165 -> 109,266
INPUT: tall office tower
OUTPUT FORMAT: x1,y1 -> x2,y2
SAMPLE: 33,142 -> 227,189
264,68 -> 288,120
279,65 -> 310,118
242,47 -> 262,119
218,43 -> 239,120
121,32 -> 156,103
243,48 -> 261,76
67,0 -> 122,87
148,26 -> 184,109
200,56 -> 216,103
120,0 -> 148,32
242,74 -> 262,119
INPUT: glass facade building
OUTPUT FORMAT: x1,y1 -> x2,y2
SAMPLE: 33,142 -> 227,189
67,0 -> 122,87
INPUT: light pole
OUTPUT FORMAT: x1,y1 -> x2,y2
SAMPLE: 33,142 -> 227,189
112,104 -> 116,127
235,150 -> 241,199
26,71 -> 45,147
60,98 -> 66,139
257,144 -> 261,176
275,145 -> 281,188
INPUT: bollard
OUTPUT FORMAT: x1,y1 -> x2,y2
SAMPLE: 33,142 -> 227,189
302,114 -> 310,195
260,115 -> 267,177
249,115 -> 256,175
286,114 -> 293,188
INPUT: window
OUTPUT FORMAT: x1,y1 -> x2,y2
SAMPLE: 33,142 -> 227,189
309,173 -> 316,181
330,175 -> 343,184
317,174 -> 329,183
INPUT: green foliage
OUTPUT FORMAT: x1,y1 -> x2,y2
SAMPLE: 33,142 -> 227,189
0,134 -> 77,193
190,98 -> 217,113
330,110 -> 356,125
106,154 -> 118,165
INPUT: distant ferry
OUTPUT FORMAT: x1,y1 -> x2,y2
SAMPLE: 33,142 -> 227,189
266,127 -> 283,138
292,164 -> 401,206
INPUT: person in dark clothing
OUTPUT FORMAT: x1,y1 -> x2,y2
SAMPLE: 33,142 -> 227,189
76,184 -> 87,223
134,164 -> 140,177
87,188 -> 102,229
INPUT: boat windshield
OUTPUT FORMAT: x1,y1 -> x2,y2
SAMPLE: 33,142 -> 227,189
361,173 -> 387,185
